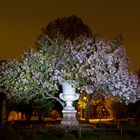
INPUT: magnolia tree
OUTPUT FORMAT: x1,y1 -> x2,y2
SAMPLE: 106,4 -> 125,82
0,16 -> 140,118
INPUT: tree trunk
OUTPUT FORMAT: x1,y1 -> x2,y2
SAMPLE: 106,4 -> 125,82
84,94 -> 94,124
84,93 -> 96,124
0,100 -> 6,126
0,100 -> 3,126
84,100 -> 91,123
21,112 -> 25,120
38,113 -> 43,122
25,112 -> 32,121
0,93 -> 6,127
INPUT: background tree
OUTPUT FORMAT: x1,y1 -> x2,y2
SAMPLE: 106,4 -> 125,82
38,15 -> 93,44
137,69 -> 140,78
32,98 -> 54,121
105,96 -> 127,119
135,100 -> 140,121
126,102 -> 136,118
111,101 -> 127,120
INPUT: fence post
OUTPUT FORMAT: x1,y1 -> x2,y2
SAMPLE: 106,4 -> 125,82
79,125 -> 81,138
33,127 -> 36,136
120,127 -> 123,140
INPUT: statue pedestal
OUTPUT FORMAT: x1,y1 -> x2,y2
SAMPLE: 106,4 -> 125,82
61,110 -> 78,125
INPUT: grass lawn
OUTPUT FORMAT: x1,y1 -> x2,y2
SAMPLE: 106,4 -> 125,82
0,120 -> 140,140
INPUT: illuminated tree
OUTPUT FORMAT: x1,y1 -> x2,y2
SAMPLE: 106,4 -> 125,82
3,34 -> 140,121
1,16 -> 140,123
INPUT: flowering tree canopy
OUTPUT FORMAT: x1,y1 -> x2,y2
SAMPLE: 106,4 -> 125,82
0,16 -> 140,105
0,49 -> 64,105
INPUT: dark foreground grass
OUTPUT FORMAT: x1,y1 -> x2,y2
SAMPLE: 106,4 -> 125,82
1,121 -> 140,140
0,126 -> 140,140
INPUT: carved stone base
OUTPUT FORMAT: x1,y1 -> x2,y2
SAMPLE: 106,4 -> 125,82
61,110 -> 79,125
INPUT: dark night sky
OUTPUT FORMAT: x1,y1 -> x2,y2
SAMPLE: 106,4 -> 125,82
0,0 -> 140,70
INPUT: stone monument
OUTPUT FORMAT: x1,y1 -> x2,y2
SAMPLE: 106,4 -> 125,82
59,80 -> 79,125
